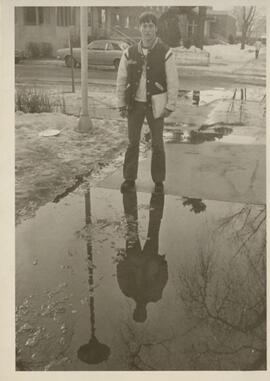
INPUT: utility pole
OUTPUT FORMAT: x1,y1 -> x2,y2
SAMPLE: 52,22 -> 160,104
76,6 -> 93,132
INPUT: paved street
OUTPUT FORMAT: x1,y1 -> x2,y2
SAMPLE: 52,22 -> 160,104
15,53 -> 266,89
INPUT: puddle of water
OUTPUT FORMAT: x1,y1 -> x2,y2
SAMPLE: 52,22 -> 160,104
219,134 -> 257,145
16,187 -> 266,370
182,89 -> 234,107
164,127 -> 233,144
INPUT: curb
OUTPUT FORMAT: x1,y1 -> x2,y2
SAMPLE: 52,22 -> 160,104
178,67 -> 266,80
22,59 -> 63,66
16,78 -> 116,87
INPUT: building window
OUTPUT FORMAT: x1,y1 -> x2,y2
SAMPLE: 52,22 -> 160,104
24,7 -> 44,25
57,7 -> 75,26
188,20 -> 198,36
43,7 -> 51,24
101,9 -> 106,26
38,7 -> 44,24
88,8 -> 91,26
24,7 -> 37,25
72,8 -> 76,25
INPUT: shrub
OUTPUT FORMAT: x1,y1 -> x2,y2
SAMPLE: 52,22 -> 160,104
27,42 -> 40,58
39,42 -> 53,58
26,42 -> 53,58
15,87 -> 66,114
228,34 -> 235,44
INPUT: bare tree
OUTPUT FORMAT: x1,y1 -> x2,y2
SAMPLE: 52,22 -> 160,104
236,6 -> 256,49
196,7 -> 207,50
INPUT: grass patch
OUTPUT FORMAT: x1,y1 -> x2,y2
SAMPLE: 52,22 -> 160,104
15,87 -> 66,114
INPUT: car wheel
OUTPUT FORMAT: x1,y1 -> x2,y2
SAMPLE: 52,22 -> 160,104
113,59 -> 120,71
65,55 -> 77,68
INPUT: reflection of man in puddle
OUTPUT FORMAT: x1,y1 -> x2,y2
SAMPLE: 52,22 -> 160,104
117,192 -> 168,323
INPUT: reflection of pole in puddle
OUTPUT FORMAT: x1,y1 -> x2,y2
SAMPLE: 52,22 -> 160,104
227,88 -> 237,116
77,183 -> 111,365
239,88 -> 246,125
227,88 -> 246,125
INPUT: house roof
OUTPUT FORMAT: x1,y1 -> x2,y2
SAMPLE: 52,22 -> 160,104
111,26 -> 141,43
207,10 -> 236,18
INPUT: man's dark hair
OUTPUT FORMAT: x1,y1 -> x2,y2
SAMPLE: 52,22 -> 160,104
139,12 -> 158,26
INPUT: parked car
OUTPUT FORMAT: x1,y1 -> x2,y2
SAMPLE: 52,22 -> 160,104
56,39 -> 130,70
15,49 -> 25,64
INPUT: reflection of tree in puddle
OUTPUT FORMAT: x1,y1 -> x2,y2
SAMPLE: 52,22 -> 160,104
177,204 -> 266,370
118,319 -> 173,370
77,184 -> 111,364
217,204 -> 266,257
117,192 -> 168,323
260,94 -> 266,117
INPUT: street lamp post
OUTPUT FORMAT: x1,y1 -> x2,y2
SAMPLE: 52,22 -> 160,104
69,26 -> 75,93
76,6 -> 93,132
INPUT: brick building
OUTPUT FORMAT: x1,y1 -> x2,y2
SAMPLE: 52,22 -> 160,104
15,6 -> 167,57
15,6 -> 237,57
205,10 -> 237,42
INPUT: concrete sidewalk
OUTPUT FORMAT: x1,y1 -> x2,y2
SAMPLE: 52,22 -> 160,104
98,141 -> 265,205
98,94 -> 266,205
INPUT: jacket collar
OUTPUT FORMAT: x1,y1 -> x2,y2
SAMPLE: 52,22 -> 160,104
138,37 -> 159,54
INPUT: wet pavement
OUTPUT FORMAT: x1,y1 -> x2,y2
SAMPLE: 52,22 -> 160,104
100,88 -> 266,204
16,53 -> 266,89
16,186 -> 266,370
100,142 -> 265,205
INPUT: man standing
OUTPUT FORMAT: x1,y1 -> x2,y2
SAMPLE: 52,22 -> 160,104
255,39 -> 262,59
116,12 -> 178,194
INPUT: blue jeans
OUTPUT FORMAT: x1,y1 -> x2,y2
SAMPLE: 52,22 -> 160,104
123,101 -> 165,183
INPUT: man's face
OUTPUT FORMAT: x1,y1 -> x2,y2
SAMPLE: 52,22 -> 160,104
139,21 -> 157,42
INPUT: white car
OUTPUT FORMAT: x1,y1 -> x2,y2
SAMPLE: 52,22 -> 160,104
57,39 -> 130,70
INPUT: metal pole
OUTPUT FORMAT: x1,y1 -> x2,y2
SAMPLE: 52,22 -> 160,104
76,6 -> 93,132
69,28 -> 75,93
